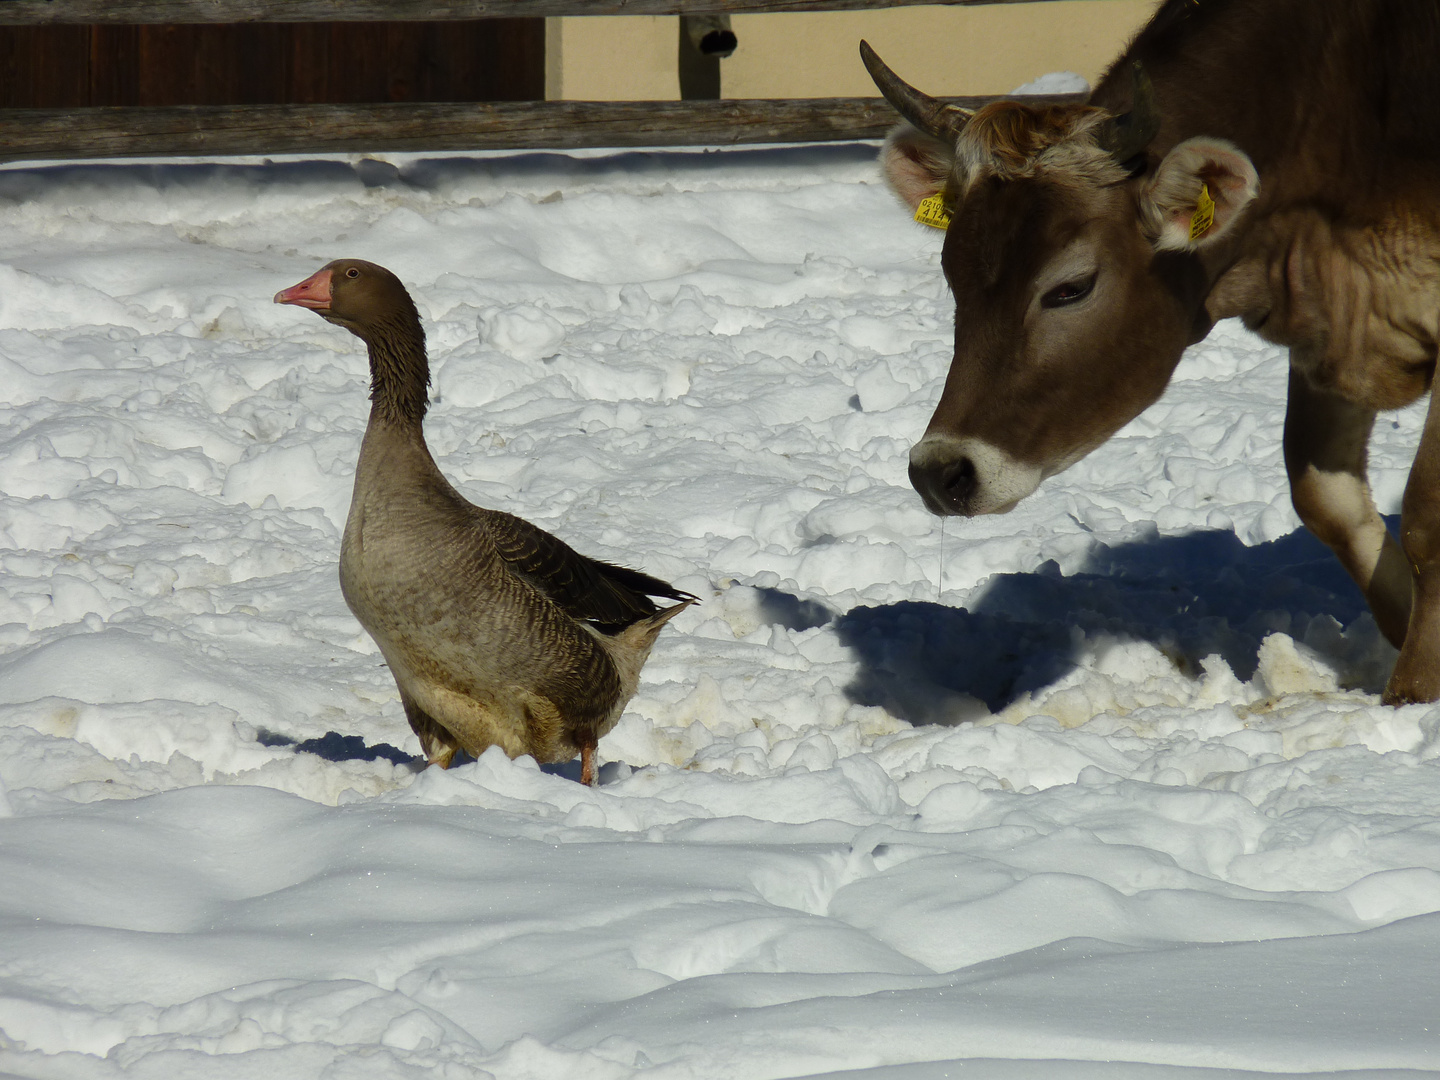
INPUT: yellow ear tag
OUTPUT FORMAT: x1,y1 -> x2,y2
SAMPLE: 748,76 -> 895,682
1188,182 -> 1216,242
914,193 -> 952,230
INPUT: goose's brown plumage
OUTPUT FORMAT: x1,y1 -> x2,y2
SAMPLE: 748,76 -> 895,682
276,258 -> 694,784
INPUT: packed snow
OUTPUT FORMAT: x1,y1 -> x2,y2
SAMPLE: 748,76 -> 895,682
0,140 -> 1437,1080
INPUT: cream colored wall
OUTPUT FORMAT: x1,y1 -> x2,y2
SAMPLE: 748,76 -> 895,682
546,2 -> 1158,102
545,15 -> 680,101
728,2 -> 1157,97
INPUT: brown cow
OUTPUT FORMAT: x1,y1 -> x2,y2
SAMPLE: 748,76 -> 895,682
863,0 -> 1440,704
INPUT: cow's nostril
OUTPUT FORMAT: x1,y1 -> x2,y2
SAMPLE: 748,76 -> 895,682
941,456 -> 977,505
909,445 -> 984,516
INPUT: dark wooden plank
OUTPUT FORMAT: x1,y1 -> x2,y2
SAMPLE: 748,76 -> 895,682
0,95 -> 1083,161
0,0 -> 1048,25
90,26 -> 141,106
0,21 -> 545,107
287,23 -> 331,104
317,21 -> 543,103
0,25 -> 88,106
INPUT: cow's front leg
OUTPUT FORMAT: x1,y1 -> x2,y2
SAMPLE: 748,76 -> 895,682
1387,385 -> 1440,703
1284,367 -> 1412,650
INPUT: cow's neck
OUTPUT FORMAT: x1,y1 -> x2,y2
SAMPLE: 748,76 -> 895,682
1206,203 -> 1440,412
1104,0 -> 1440,411
1100,1 -> 1440,188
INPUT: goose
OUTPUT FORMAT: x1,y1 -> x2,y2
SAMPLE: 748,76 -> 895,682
275,258 -> 694,785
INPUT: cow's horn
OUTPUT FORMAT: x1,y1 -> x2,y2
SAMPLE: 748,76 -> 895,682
1097,61 -> 1160,163
860,40 -> 973,143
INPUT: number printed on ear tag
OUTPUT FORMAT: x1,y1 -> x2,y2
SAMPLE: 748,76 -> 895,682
914,194 -> 952,230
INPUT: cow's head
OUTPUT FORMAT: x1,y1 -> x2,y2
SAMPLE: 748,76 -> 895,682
862,42 -> 1259,516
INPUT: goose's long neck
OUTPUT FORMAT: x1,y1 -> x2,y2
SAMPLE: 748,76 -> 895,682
362,311 -> 430,427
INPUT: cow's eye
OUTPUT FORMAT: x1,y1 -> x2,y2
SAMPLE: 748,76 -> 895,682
1041,275 -> 1096,309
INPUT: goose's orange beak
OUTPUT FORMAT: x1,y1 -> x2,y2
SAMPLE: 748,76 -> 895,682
275,268 -> 333,311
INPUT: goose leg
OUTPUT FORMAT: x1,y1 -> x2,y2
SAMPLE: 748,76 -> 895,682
579,739 -> 598,787
401,692 -> 461,768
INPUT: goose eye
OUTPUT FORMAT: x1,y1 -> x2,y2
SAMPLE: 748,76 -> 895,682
1041,275 -> 1096,309
345,267 -> 360,279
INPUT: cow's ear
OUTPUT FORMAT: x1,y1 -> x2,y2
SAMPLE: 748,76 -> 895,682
880,123 -> 956,212
1143,137 -> 1258,251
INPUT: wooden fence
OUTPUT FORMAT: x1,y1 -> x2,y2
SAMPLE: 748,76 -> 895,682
0,1 -> 1048,22
0,0 -> 1062,162
0,94 -> 1089,160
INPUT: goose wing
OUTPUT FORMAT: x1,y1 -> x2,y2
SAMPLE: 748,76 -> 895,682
484,510 -> 694,631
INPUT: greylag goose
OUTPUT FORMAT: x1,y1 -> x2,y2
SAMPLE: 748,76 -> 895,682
275,259 -> 694,785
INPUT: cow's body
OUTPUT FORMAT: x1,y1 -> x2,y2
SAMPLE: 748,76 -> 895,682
865,0 -> 1440,703
1110,1 -> 1440,411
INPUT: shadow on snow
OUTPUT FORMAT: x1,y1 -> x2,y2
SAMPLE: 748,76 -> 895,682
257,728 -> 415,766
832,522 -> 1396,727
0,142 -> 882,202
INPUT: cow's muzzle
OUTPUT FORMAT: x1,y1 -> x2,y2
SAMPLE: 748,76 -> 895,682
908,434 -> 1043,516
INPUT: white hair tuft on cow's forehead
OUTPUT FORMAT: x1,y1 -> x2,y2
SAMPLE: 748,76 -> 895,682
952,103 -> 1132,192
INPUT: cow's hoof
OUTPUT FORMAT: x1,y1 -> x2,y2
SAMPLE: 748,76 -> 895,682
1382,676 -> 1440,707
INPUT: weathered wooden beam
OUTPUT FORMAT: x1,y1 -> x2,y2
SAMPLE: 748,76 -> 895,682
0,94 -> 1081,161
0,0 -> 1048,25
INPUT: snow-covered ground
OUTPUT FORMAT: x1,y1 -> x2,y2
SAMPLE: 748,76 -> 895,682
0,142 -> 1437,1079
